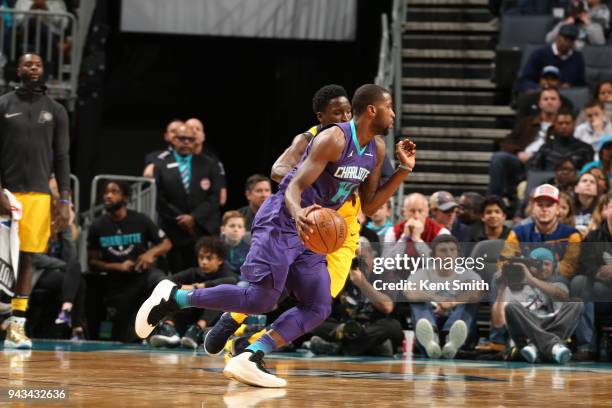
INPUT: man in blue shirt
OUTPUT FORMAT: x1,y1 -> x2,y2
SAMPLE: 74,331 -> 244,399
518,24 -> 586,93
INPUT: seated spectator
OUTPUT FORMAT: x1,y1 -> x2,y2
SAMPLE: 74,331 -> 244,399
587,166 -> 608,194
155,124 -> 223,272
598,80 -> 612,117
573,171 -> 599,233
516,66 -> 574,120
575,101 -> 612,156
577,191 -> 612,300
559,192 -> 577,226
587,193 -> 608,230
358,210 -> 380,245
588,0 -> 610,34
365,200 -> 394,240
405,235 -> 484,359
33,180 -> 86,340
15,0 -> 68,35
383,193 -> 450,257
87,180 -> 171,342
548,158 -> 579,195
307,238 -> 402,357
496,248 -> 582,364
186,118 -> 228,206
457,192 -> 485,226
490,89 -> 561,203
572,191 -> 612,360
581,134 -> 612,184
546,1 -> 606,50
149,237 -> 238,349
486,186 -> 581,356
430,191 -> 469,241
578,80 -> 612,124
501,184 -> 582,281
220,211 -> 249,273
518,24 -> 586,93
143,119 -> 183,178
238,174 -> 272,231
530,107 -> 594,171
469,195 -> 511,242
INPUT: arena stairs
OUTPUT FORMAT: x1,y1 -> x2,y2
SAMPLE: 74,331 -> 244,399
402,0 -> 515,196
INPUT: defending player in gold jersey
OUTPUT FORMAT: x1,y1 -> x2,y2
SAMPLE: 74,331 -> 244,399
203,84 -> 361,356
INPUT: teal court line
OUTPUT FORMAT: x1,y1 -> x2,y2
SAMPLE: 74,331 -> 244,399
20,340 -> 612,374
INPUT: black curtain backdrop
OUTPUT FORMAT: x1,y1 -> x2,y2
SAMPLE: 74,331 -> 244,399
89,0 -> 392,210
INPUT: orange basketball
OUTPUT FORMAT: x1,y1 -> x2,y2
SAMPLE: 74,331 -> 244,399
300,207 -> 348,255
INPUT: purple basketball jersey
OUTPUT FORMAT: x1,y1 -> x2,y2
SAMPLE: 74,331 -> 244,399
278,120 -> 378,209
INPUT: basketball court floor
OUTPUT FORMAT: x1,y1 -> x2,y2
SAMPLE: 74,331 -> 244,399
2,340 -> 612,407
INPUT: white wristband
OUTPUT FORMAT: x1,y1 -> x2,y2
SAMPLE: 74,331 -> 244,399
398,164 -> 413,172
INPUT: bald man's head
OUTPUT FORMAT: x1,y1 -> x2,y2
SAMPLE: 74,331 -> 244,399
403,193 -> 429,223
186,118 -> 205,154
164,120 -> 184,143
171,124 -> 196,156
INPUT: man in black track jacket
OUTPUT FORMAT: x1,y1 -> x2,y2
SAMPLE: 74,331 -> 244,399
0,53 -> 70,349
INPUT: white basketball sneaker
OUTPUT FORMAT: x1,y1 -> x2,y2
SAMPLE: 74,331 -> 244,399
223,350 -> 287,388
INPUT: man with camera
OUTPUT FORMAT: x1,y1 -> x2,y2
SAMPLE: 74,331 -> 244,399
545,0 -> 607,50
494,248 -> 583,364
494,184 -> 583,363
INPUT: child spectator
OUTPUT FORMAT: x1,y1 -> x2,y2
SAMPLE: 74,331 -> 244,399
150,237 -> 239,349
575,101 -> 612,157
220,211 -> 250,273
559,192 -> 577,227
587,167 -> 609,194
573,172 -> 599,234
365,200 -> 393,239
469,195 -> 511,242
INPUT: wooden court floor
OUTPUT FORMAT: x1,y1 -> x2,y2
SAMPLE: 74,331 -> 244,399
2,340 -> 612,407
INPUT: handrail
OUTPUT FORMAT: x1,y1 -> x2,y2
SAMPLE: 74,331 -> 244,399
392,0 -> 406,221
0,8 -> 79,103
375,0 -> 406,221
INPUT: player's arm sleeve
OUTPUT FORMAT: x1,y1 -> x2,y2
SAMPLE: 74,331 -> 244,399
559,232 -> 582,279
53,105 -> 71,193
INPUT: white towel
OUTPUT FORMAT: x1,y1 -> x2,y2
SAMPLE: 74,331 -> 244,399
0,189 -> 22,297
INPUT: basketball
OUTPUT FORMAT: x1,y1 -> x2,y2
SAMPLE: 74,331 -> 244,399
300,207 -> 347,254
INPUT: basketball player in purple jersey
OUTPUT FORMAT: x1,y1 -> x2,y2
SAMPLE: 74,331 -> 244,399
135,84 -> 416,387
